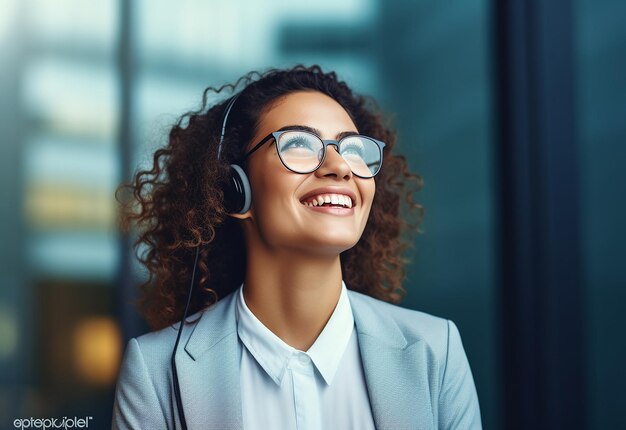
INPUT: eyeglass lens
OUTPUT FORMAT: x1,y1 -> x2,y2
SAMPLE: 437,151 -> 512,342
276,131 -> 382,177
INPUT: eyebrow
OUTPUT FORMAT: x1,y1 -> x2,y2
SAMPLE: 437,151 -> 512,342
276,124 -> 359,141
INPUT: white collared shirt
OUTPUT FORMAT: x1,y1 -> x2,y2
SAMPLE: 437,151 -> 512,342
235,282 -> 376,430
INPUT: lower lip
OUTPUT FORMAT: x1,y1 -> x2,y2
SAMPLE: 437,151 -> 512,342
301,204 -> 355,216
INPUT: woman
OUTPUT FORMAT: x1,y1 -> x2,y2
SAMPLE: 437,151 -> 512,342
112,65 -> 482,429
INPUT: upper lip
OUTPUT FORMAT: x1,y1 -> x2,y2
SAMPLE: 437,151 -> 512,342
299,187 -> 358,206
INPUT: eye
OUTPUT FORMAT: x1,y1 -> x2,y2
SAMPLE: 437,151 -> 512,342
340,137 -> 365,158
282,137 -> 315,150
279,132 -> 319,153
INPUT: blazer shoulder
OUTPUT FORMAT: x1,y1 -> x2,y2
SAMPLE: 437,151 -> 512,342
130,289 -> 237,370
124,310 -> 201,378
347,290 -> 482,428
133,309 -> 200,354
113,292 -> 240,429
347,289 -> 451,357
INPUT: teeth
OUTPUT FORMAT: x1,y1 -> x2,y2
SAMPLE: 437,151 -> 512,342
302,193 -> 354,208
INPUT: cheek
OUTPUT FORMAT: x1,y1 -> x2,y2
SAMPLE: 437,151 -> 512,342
248,155 -> 283,203
249,169 -> 299,219
360,180 -> 376,210
358,181 -> 377,230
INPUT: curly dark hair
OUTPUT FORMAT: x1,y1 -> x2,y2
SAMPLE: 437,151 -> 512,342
118,64 -> 423,330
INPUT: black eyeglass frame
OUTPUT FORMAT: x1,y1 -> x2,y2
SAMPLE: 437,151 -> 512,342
236,130 -> 386,178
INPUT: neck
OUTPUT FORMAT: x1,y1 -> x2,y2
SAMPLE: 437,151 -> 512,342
242,246 -> 343,351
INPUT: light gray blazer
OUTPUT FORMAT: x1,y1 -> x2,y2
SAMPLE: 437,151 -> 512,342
112,289 -> 482,429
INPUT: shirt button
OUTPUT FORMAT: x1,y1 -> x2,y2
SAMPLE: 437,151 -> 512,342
298,353 -> 310,364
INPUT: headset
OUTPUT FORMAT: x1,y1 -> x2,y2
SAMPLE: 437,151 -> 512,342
217,92 -> 252,215
170,91 -> 249,430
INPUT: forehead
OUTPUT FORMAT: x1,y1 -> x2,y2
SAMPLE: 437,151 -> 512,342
256,91 -> 357,136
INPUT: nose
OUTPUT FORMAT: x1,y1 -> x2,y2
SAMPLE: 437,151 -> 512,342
315,144 -> 352,180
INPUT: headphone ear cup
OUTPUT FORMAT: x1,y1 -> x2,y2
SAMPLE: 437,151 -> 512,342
223,164 -> 251,214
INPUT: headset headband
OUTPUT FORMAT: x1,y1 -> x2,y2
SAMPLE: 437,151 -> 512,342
217,92 -> 243,160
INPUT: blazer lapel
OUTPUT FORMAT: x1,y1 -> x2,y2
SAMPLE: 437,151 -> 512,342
174,292 -> 244,430
349,291 -> 437,430
170,289 -> 437,430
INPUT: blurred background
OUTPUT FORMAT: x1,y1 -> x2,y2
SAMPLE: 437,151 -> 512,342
0,0 -> 624,428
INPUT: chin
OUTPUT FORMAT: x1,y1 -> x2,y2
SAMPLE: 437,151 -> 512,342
303,234 -> 360,256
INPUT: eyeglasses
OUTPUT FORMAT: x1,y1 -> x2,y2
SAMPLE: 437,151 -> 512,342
238,129 -> 386,178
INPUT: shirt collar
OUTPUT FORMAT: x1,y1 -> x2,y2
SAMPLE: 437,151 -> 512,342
235,281 -> 355,386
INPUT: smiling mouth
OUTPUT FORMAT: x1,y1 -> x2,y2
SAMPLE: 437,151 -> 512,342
300,193 -> 354,209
